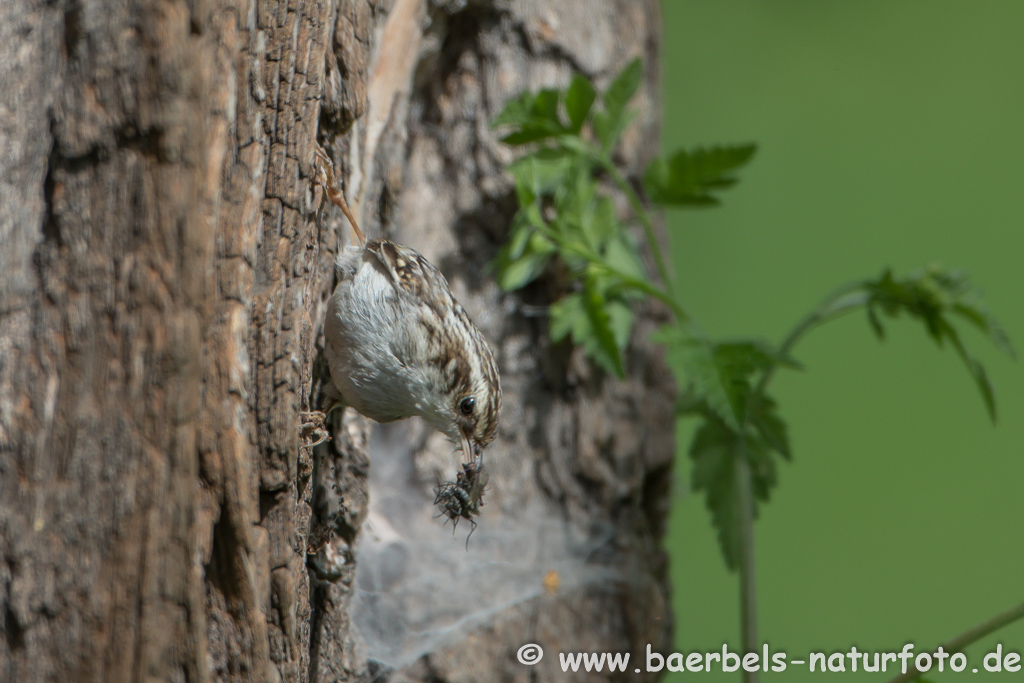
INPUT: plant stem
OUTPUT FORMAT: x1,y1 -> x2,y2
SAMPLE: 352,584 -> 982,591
734,282 -> 869,675
755,283 -> 869,396
531,221 -> 691,322
885,601 -> 1024,683
736,453 -> 759,683
598,156 -> 676,299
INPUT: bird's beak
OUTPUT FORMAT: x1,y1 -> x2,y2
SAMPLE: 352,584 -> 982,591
460,429 -> 484,468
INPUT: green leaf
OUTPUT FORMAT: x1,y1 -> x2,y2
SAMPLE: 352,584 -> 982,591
592,108 -> 637,152
493,227 -> 555,291
951,301 -> 1016,359
491,91 -> 535,129
533,88 -> 561,125
689,418 -> 741,569
662,334 -> 786,430
643,144 -> 757,207
688,415 -> 780,571
968,356 -> 997,423
937,316 -> 998,422
550,291 -> 586,343
564,75 -> 597,133
591,111 -> 612,148
554,163 -> 597,239
747,394 -> 791,460
582,278 -> 626,377
863,266 -> 1013,422
603,58 -> 643,126
606,300 -> 634,351
509,148 -> 575,199
548,282 -> 627,378
505,217 -> 533,259
602,236 -> 648,284
866,302 -> 885,339
495,88 -> 568,145
580,195 -> 617,249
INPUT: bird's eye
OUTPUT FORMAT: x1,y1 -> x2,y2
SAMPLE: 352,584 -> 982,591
459,397 -> 475,415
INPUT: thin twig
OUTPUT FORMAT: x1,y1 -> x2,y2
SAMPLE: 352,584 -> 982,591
885,602 -> 1024,683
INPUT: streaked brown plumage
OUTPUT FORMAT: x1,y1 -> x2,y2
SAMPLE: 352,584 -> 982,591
314,145 -> 501,462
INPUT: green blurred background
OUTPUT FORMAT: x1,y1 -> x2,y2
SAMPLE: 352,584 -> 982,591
661,1 -> 1024,680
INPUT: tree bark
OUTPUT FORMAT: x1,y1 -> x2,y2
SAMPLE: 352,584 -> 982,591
0,0 -> 672,681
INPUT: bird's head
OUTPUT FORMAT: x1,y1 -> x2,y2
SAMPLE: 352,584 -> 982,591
421,317 -> 501,463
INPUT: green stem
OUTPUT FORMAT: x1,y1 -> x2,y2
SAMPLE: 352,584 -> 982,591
885,601 -> 1024,683
736,453 -> 759,683
755,282 -> 870,396
735,280 -> 869,668
531,220 -> 691,323
598,155 -> 676,299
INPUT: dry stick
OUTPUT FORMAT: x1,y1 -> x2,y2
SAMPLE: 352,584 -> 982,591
886,601 -> 1024,683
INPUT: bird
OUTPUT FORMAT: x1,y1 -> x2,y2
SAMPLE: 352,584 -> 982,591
312,143 -> 502,463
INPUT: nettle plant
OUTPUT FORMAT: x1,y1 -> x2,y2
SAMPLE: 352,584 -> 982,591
492,58 -> 1015,659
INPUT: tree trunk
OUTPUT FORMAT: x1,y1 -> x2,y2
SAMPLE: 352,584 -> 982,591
0,0 -> 672,681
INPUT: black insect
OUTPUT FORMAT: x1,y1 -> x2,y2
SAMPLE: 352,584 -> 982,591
434,461 -> 489,546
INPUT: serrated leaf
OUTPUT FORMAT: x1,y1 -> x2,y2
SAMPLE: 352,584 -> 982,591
504,220 -> 533,260
679,340 -> 741,430
550,291 -> 585,343
748,394 -> 791,460
582,278 -> 625,377
496,88 -> 568,145
564,74 -> 597,133
555,164 -> 596,239
661,335 -> 788,430
603,58 -> 643,126
968,357 -> 997,423
866,302 -> 885,339
644,144 -> 757,207
606,300 -> 634,351
591,110 -> 612,148
592,107 -> 637,152
533,88 -> 561,125
688,418 -> 741,570
549,286 -> 626,377
863,266 -> 1012,423
603,236 -> 648,283
491,91 -> 536,128
509,148 -> 575,198
951,302 -> 1016,359
580,195 -> 617,249
493,228 -> 555,291
688,415 -> 781,571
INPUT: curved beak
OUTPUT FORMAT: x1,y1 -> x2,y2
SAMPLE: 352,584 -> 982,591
459,429 -> 484,468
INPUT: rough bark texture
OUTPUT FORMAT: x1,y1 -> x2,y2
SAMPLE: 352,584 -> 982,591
0,0 -> 672,681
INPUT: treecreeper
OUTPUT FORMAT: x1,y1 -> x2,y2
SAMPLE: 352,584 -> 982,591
312,144 -> 500,534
